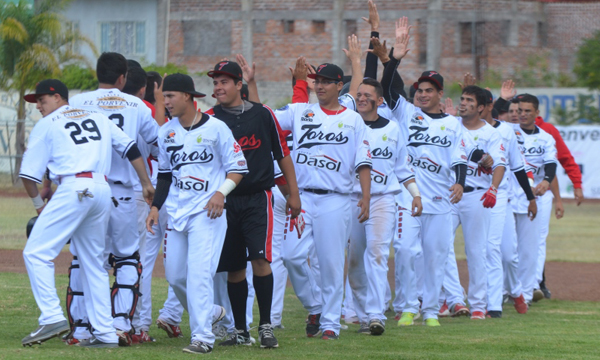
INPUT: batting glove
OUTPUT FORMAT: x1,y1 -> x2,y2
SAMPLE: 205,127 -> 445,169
289,213 -> 305,239
480,185 -> 498,208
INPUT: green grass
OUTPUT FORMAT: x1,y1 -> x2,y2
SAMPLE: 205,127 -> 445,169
1,272 -> 599,360
3,195 -> 600,262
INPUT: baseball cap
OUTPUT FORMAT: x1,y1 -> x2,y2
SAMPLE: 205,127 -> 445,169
414,70 -> 444,90
483,89 -> 494,105
207,61 -> 243,81
308,63 -> 344,82
492,108 -> 499,119
162,73 -> 206,98
24,79 -> 69,103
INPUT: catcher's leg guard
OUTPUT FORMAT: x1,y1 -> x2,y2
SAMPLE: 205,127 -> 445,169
66,256 -> 92,341
110,252 -> 143,332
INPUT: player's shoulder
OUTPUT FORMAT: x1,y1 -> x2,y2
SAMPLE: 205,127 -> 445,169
158,117 -> 180,138
440,114 -> 463,129
275,102 -> 309,113
537,126 -> 555,143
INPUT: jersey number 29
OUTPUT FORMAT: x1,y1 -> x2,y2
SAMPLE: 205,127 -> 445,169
65,119 -> 102,145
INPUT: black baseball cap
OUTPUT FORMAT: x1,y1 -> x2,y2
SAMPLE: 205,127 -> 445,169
492,108 -> 499,119
483,89 -> 494,105
207,61 -> 243,81
308,63 -> 344,82
162,73 -> 206,98
24,79 -> 69,103
414,70 -> 444,90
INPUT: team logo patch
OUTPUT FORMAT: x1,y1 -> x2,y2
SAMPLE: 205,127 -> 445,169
174,175 -> 210,192
411,114 -> 424,124
62,109 -> 88,119
197,135 -> 202,143
338,122 -> 344,128
218,61 -> 228,70
94,95 -> 128,110
440,125 -> 446,131
238,160 -> 246,166
500,144 -> 505,151
318,64 -> 327,72
382,134 -> 388,141
301,109 -> 315,122
296,153 -> 342,172
233,142 -> 241,153
238,135 -> 261,150
432,196 -> 443,202
278,104 -> 289,111
164,130 -> 176,143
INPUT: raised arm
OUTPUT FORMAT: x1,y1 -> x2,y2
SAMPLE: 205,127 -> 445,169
381,17 -> 411,109
343,34 -> 363,101
237,53 -> 260,103
362,0 -> 380,79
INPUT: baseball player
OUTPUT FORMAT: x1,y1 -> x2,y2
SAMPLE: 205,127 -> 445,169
346,78 -> 422,335
69,52 -> 159,345
381,22 -> 468,327
480,85 -> 537,317
205,60 -> 301,349
275,60 -> 372,340
145,73 -> 247,354
510,94 -> 558,304
439,86 -> 506,320
20,79 -> 154,348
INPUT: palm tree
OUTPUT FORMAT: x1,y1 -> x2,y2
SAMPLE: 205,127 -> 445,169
0,0 -> 96,184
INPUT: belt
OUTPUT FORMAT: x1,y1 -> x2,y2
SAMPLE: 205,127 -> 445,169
59,172 -> 107,184
463,186 -> 485,193
303,188 -> 336,195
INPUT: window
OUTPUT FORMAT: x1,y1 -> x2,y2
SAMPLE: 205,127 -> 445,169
100,21 -> 146,56
283,20 -> 294,33
312,20 -> 325,34
182,20 -> 231,56
65,21 -> 80,53
537,21 -> 547,47
459,22 -> 472,54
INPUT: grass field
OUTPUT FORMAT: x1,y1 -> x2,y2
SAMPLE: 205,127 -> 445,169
1,272 -> 599,360
2,194 -> 600,262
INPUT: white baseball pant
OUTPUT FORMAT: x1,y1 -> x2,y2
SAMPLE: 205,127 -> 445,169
284,191 -> 351,335
23,174 -> 117,344
501,199 -> 523,298
163,211 -> 227,345
515,211 -> 541,303
442,190 -> 490,313
486,191 -> 508,311
107,183 -> 140,332
392,204 -> 423,314
348,194 -> 396,323
535,191 -> 554,285
271,186 -> 288,326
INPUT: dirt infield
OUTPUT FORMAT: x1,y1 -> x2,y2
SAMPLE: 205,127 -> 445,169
1,249 -> 598,302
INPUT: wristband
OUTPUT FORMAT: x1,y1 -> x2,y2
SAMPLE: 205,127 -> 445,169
31,194 -> 44,209
216,178 -> 237,197
406,182 -> 421,198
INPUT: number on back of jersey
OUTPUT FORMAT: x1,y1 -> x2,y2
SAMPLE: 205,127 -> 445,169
65,119 -> 102,145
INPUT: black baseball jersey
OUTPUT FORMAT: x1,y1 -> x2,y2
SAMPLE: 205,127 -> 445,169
207,101 -> 290,196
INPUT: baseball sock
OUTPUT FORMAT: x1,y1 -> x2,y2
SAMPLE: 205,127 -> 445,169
253,273 -> 274,326
227,279 -> 248,332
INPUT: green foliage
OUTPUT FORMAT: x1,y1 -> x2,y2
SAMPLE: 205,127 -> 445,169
553,94 -> 600,125
143,63 -> 188,75
60,63 -> 96,90
574,30 -> 600,90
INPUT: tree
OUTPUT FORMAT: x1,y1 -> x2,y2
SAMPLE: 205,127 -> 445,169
573,30 -> 600,90
0,0 -> 96,183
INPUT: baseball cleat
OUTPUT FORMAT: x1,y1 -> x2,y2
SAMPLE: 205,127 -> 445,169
450,303 -> 471,317
512,294 -> 529,314
394,311 -> 402,321
487,310 -> 502,318
540,286 -> 552,299
212,324 -> 228,340
273,324 -> 285,330
397,312 -> 416,326
471,311 -> 486,320
439,301 -> 450,317
424,318 -> 441,327
77,337 -> 118,348
183,340 -> 213,354
156,318 -> 184,338
532,289 -> 544,302
218,329 -> 252,346
321,330 -> 339,340
368,319 -> 385,336
116,330 -> 132,346
306,313 -> 321,338
357,323 -> 371,335
22,320 -> 70,347
131,330 -> 156,344
258,324 -> 279,348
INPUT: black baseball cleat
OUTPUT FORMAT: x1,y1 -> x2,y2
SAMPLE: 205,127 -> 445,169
258,324 -> 279,348
540,286 -> 552,299
183,340 -> 213,354
218,329 -> 252,346
487,311 -> 502,318
369,319 -> 385,335
22,320 -> 70,347
306,313 -> 321,338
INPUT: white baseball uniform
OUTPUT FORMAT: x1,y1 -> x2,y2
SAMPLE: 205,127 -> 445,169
70,88 -> 159,332
21,105 -> 136,344
509,125 -> 557,302
486,120 -> 526,311
275,102 -> 371,335
441,120 -> 506,313
389,95 -> 467,320
157,113 -> 248,344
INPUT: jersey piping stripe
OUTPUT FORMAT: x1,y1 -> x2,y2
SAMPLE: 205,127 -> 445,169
19,173 -> 42,184
145,136 -> 158,145
355,161 -> 372,171
121,140 -> 136,159
263,189 -> 273,262
263,104 -> 289,159
398,175 -> 416,184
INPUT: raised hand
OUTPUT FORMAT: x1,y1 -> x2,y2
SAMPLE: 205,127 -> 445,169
500,79 -> 517,100
361,0 -> 380,31
342,34 -> 362,63
289,56 -> 308,81
236,54 -> 256,83
458,72 -> 476,90
306,64 -> 316,92
393,18 -> 411,60
445,97 -> 457,116
368,37 -> 389,63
